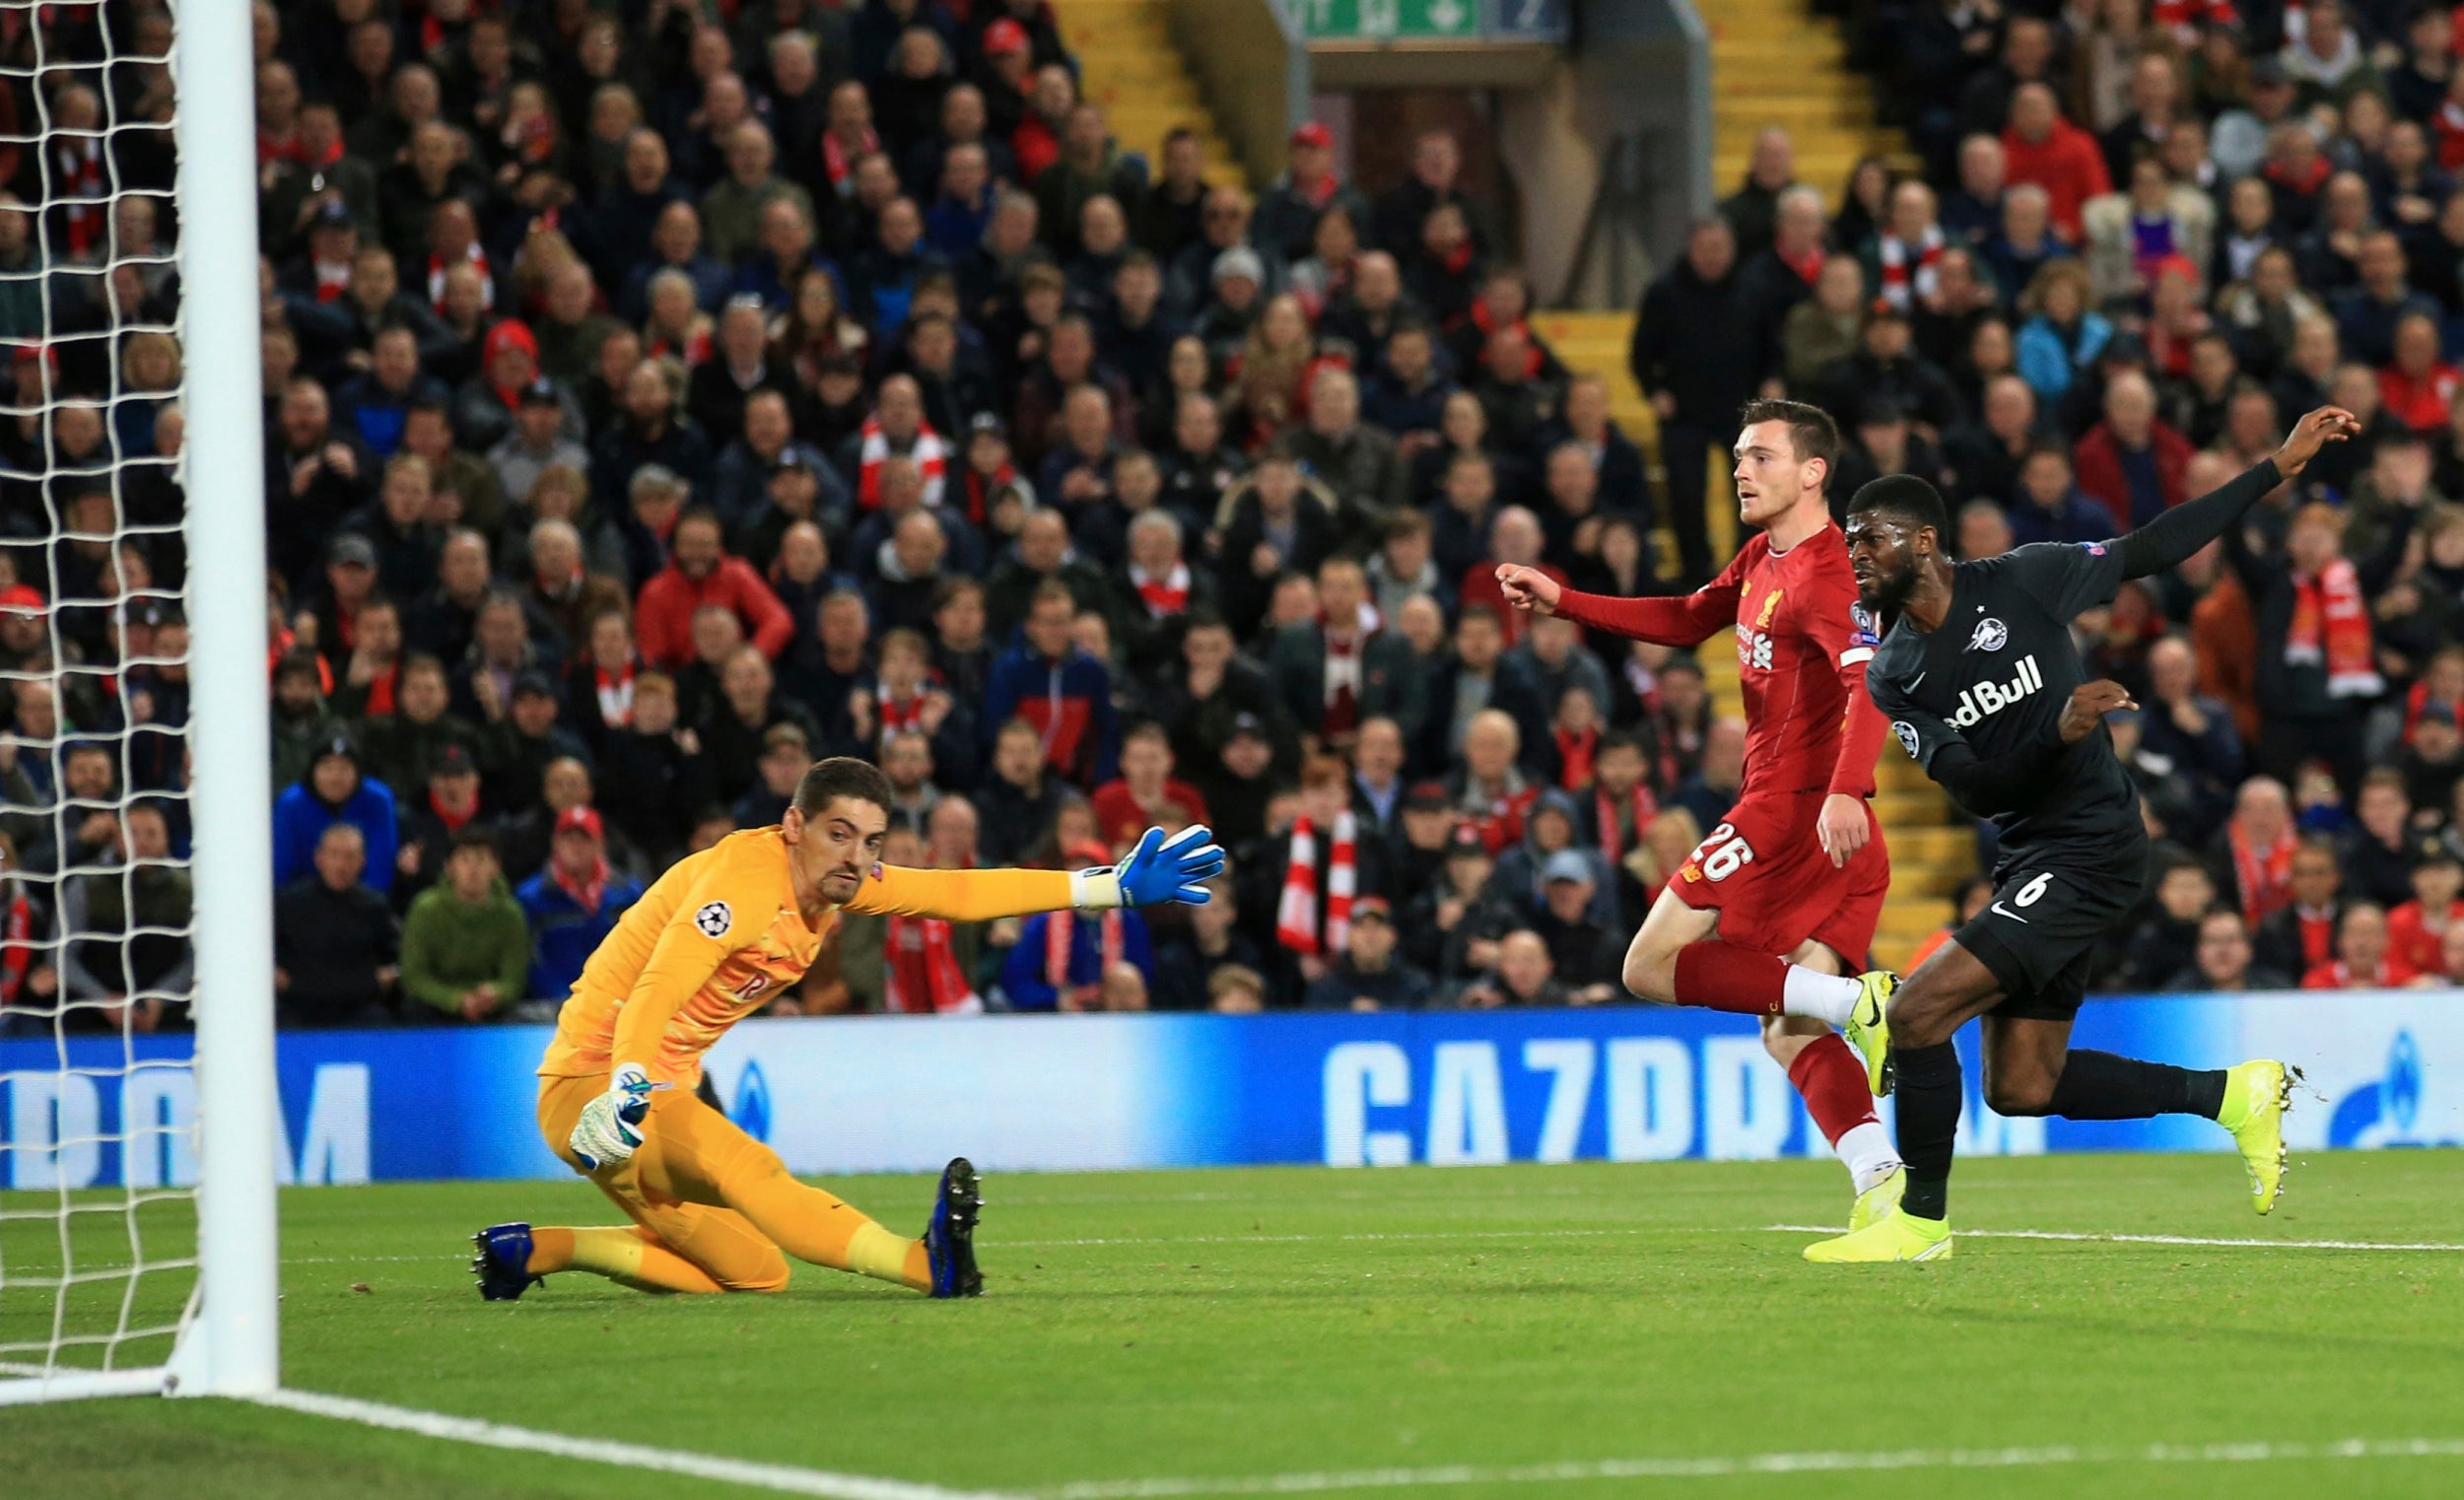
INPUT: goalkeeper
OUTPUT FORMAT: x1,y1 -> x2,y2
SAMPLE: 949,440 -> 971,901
472,757 -> 1223,1301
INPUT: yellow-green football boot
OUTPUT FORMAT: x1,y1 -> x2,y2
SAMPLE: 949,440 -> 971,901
1804,1207 -> 1952,1263
2217,1059 -> 2296,1214
1840,971 -> 1898,1095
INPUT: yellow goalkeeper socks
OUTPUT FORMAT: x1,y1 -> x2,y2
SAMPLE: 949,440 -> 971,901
527,1225 -> 726,1295
727,1168 -> 932,1292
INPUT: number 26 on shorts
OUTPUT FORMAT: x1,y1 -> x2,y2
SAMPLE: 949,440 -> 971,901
1688,823 -> 1755,883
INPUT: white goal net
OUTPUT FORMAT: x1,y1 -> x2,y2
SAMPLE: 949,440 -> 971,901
0,0 -> 275,1402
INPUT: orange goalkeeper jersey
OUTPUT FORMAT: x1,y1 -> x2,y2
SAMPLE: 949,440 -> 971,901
538,827 -> 1071,1087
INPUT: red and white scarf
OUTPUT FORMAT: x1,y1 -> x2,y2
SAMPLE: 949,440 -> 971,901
885,914 -> 983,1013
2285,555 -> 2380,698
1274,813 -> 1356,955
1323,630 -> 1365,737
1043,908 -> 1125,1003
313,255 -> 353,303
2228,821 -> 2296,927
856,416 -> 948,510
1876,227 -> 1945,312
1129,561 -> 1191,618
1554,725 -> 1598,790
594,660 -> 636,729
54,138 -> 104,257
551,853 -> 611,917
1593,781 -> 1660,863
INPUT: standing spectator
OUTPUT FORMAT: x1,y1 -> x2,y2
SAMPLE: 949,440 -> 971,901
2001,83 -> 2111,242
1255,122 -> 1370,266
273,823 -> 400,1028
1090,721 -> 1210,850
1631,218 -> 1762,586
984,581 -> 1120,787
2170,909 -> 2295,991
272,730 -> 400,896
2302,902 -> 2419,989
398,829 -> 530,1021
1266,558 -> 1424,757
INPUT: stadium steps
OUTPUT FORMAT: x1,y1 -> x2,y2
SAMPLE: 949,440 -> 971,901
1052,0 -> 1250,188
1708,3 -> 1921,204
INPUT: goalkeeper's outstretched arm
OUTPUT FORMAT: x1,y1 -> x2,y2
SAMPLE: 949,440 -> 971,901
848,827 -> 1230,920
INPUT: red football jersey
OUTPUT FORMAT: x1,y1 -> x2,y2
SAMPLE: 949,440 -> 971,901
1553,524 -> 1885,814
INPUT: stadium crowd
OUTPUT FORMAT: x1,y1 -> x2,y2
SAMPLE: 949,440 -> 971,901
1,0 -> 2460,1039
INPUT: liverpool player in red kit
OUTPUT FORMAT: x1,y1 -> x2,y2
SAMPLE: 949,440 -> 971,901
1499,400 -> 1904,1226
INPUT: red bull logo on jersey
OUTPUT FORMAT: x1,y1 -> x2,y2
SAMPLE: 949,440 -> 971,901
1947,655 -> 2045,729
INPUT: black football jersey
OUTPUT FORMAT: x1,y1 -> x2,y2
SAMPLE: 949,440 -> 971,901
1865,540 -> 2144,870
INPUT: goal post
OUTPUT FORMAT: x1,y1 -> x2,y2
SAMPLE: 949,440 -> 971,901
168,0 -> 279,1401
0,0 -> 277,1405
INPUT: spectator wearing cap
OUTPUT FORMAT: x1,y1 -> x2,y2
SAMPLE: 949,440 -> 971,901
479,673 -> 595,820
733,721 -> 817,829
450,319 -> 547,454
1528,849 -> 1623,1001
399,828 -> 530,1020
391,739 -> 492,905
274,823 -> 401,1028
516,805 -> 647,1002
1001,839 -> 1158,1011
1300,895 -> 1431,1011
487,377 -> 592,508
1255,121 -> 1373,267
273,729 -> 401,896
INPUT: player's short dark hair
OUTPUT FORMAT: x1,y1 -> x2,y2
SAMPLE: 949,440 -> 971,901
1736,398 -> 1840,484
1848,473 -> 1951,543
793,756 -> 895,820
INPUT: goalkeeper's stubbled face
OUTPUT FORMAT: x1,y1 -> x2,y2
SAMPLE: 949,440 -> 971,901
794,797 -> 891,904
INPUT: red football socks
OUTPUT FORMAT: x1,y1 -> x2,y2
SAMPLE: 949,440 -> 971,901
1788,1032 -> 1882,1146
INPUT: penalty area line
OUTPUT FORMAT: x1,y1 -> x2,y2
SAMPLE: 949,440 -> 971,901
248,1389 -> 1023,1500
1039,1438 -> 2464,1498
1762,1225 -> 2464,1252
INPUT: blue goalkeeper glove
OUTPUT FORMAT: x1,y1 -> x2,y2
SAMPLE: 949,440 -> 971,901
1070,825 -> 1228,908
569,1063 -> 665,1170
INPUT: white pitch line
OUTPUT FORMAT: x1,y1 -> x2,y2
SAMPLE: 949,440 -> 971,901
249,1389 -> 1022,1500
1039,1438 -> 2464,1498
1763,1224 -> 2464,1252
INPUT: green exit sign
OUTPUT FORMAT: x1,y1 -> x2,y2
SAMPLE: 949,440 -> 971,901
1296,0 -> 1478,39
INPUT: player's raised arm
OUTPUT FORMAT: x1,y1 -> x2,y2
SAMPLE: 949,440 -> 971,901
2112,406 -> 2359,580
1496,561 -> 1745,647
848,826 -> 1228,920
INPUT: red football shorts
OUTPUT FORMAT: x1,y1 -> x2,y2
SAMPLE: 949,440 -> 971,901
1666,793 -> 1888,966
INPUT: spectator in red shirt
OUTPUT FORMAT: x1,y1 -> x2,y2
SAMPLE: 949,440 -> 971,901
1090,720 -> 1211,849
2387,847 -> 2464,975
632,508 -> 792,669
2073,371 -> 2192,527
1457,507 -> 1564,648
2378,310 -> 2460,432
2001,82 -> 2111,241
2301,902 -> 2423,989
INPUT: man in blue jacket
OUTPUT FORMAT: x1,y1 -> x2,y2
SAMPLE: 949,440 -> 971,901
272,730 -> 400,895
515,805 -> 646,1001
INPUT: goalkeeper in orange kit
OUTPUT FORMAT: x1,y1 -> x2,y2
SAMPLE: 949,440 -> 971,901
471,758 -> 1224,1300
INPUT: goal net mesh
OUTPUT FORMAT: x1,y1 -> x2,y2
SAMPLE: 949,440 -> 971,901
0,0 -> 198,1386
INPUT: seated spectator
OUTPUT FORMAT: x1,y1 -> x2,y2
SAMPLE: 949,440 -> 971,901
731,722 -> 814,831
983,580 -> 1120,786
2344,770 -> 2424,909
1529,851 -> 1622,1002
58,803 -> 190,1035
2073,372 -> 2190,527
2007,443 -> 2121,547
2169,909 -> 2294,991
1091,721 -> 1210,851
1151,875 -> 1266,1011
393,742 -> 491,906
2301,901 -> 2419,989
2387,846 -> 2464,976
1452,927 -> 1572,1009
634,508 -> 794,670
272,730 -> 399,896
2252,835 -> 2349,981
516,805 -> 646,1002
2116,855 -> 2218,990
273,823 -> 400,1028
397,829 -> 530,1022
1300,895 -> 1429,1011
360,653 -> 479,804
1001,840 -> 1156,1010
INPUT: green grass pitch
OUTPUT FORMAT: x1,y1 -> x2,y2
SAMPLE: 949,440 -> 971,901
11,1150 -> 2464,1500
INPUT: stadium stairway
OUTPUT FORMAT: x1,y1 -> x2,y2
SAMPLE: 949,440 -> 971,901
1708,0 -> 1915,204
1050,0 -> 1249,187
1532,307 -> 1974,972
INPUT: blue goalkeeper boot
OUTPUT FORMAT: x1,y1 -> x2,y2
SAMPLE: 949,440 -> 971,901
471,1222 -> 545,1302
923,1158 -> 984,1299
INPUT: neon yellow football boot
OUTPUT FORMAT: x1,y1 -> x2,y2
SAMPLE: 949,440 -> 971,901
1804,1207 -> 1952,1263
2218,1059 -> 2295,1215
1848,1164 -> 1905,1233
1840,971 -> 1898,1096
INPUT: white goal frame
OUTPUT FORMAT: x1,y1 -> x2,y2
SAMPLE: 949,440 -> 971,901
0,0 -> 278,1405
